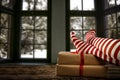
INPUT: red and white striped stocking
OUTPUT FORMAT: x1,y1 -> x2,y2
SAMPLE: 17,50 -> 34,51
70,31 -> 104,60
85,30 -> 120,65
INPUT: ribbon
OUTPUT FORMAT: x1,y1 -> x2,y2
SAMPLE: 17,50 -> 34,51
79,52 -> 84,76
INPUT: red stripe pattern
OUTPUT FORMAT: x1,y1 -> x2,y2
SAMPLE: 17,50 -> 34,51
85,30 -> 120,65
70,31 -> 104,59
85,29 -> 96,43
71,30 -> 120,65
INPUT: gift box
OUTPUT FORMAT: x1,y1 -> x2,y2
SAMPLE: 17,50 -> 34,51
106,64 -> 120,79
57,51 -> 106,65
56,64 -> 107,78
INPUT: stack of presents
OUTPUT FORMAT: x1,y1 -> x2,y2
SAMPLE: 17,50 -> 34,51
56,30 -> 120,79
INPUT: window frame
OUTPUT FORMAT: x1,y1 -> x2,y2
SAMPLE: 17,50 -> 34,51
0,0 -> 14,62
19,0 -> 51,63
0,0 -> 51,63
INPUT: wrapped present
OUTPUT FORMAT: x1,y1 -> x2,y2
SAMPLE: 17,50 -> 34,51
57,51 -> 106,65
106,64 -> 120,79
56,64 -> 107,78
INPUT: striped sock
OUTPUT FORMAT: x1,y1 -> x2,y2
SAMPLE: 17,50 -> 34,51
85,30 -> 120,65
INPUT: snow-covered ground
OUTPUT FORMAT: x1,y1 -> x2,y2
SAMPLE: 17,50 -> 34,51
21,49 -> 47,59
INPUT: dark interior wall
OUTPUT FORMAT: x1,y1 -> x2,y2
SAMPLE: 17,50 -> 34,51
51,0 -> 66,63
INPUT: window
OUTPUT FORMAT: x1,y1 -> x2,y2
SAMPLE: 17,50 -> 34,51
70,0 -> 94,11
105,0 -> 120,9
22,0 -> 47,10
1,0 -> 14,9
66,0 -> 96,51
0,13 -> 11,59
21,16 -> 47,59
105,12 -> 120,39
20,0 -> 51,62
105,0 -> 120,39
0,0 -> 14,60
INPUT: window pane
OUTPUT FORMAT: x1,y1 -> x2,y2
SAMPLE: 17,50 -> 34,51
70,17 -> 82,30
83,17 -> 95,29
0,13 -> 11,59
22,0 -> 47,10
21,45 -> 33,58
0,29 -> 8,43
106,29 -> 117,38
70,0 -> 82,10
117,12 -> 120,28
109,0 -> 115,7
22,16 -> 47,29
2,0 -> 10,7
22,16 -> 34,29
70,0 -> 94,10
117,0 -> 120,5
1,14 -> 9,28
106,14 -> 116,29
105,13 -> 120,38
21,16 -> 47,59
21,30 -> 34,45
35,31 -> 47,44
35,0 -> 47,10
35,17 -> 47,29
34,45 -> 47,58
0,44 -> 8,58
1,0 -> 14,9
70,17 -> 95,30
22,0 -> 34,10
83,0 -> 94,10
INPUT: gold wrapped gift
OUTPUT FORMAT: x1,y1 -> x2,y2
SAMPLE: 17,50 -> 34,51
56,64 -> 107,78
57,51 -> 106,65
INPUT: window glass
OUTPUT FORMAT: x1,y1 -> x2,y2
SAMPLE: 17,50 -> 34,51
70,17 -> 82,30
117,0 -> 120,5
106,0 -> 120,9
83,0 -> 94,10
117,12 -> 120,28
106,29 -> 117,38
0,13 -> 11,59
22,0 -> 47,10
108,0 -> 115,7
70,0 -> 82,10
70,0 -> 94,10
1,0 -> 14,9
83,17 -> 95,29
21,16 -> 47,59
106,14 -> 116,29
105,12 -> 120,39
2,0 -> 9,7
